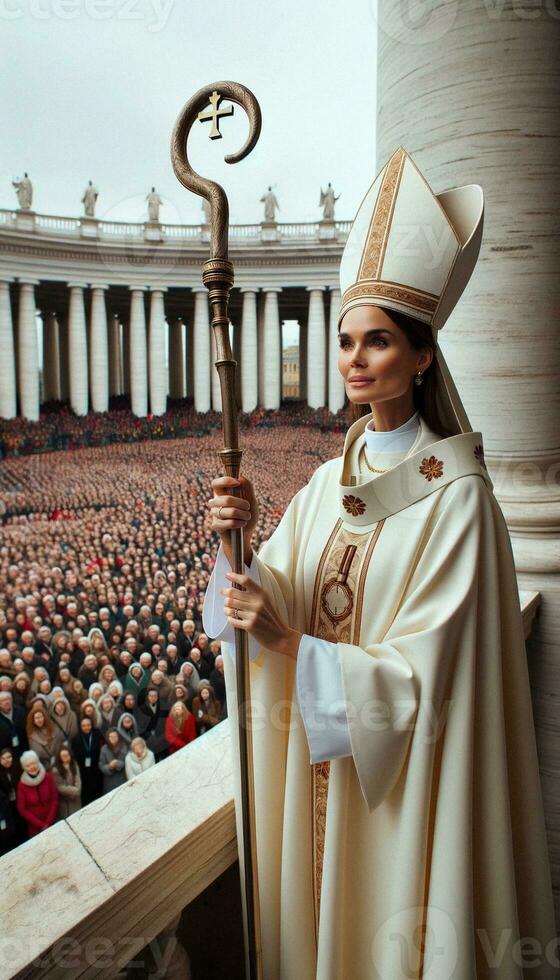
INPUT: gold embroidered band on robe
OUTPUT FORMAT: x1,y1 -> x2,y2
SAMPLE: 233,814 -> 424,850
308,518 -> 385,944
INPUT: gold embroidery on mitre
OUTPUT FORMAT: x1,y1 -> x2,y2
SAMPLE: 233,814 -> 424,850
309,520 -> 385,946
341,280 -> 438,320
358,148 -> 406,282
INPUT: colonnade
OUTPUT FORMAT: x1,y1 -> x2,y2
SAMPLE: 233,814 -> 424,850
0,279 -> 345,421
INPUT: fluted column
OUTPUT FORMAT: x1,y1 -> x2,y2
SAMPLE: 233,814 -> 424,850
122,320 -> 130,396
262,289 -> 282,410
306,287 -> 327,408
241,289 -> 258,413
148,287 -> 167,416
89,285 -> 109,413
0,279 -> 17,419
58,314 -> 70,402
17,280 -> 40,421
67,283 -> 89,416
377,0 -> 560,918
192,289 -> 211,413
328,287 -> 345,413
168,318 -> 185,399
108,315 -> 122,396
129,287 -> 148,417
257,293 -> 265,407
41,312 -> 61,403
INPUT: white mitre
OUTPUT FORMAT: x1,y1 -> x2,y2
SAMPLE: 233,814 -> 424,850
339,146 -> 485,436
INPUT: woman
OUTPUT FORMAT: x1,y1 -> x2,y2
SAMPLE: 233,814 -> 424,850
164,701 -> 196,754
98,663 -> 118,692
116,711 -> 139,747
114,690 -> 137,722
50,696 -> 78,742
124,736 -> 155,781
191,681 -> 220,736
12,671 -> 31,709
52,745 -> 82,818
98,728 -> 127,794
0,747 -> 25,850
97,693 -> 119,736
67,678 -> 86,718
136,688 -> 168,762
79,698 -> 101,729
26,701 -> 64,771
71,716 -> 103,806
16,750 -> 58,837
124,662 -> 148,699
202,147 -> 556,977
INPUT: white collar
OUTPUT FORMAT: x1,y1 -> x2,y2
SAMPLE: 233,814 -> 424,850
364,409 -> 420,454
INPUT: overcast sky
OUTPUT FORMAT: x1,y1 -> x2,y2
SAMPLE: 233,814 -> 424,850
1,0 -> 377,226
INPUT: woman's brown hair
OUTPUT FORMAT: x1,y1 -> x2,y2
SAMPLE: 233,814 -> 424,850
341,308 -> 454,438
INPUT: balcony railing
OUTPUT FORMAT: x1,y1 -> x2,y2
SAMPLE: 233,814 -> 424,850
0,208 -> 352,246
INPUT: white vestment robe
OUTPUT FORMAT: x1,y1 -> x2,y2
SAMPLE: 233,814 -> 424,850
202,412 -> 556,980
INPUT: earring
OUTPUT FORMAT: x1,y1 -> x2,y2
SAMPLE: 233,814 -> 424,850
414,372 -> 423,386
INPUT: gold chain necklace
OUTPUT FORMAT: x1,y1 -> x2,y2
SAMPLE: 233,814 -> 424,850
359,444 -> 388,474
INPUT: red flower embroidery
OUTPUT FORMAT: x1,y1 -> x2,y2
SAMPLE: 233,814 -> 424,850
419,455 -> 444,481
474,444 -> 487,470
342,494 -> 366,516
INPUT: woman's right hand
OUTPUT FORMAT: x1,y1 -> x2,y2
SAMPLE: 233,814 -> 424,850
209,475 -> 259,567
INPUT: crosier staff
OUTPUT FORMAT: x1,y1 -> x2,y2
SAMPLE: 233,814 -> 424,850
170,82 -> 263,980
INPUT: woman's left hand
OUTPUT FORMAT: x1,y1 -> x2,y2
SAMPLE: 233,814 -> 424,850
221,571 -> 301,660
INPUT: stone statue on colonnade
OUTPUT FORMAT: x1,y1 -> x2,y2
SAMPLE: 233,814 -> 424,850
260,185 -> 279,222
12,172 -> 33,209
146,186 -> 163,222
82,180 -> 98,217
319,181 -> 340,220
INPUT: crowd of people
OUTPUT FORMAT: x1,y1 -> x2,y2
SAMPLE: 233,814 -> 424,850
0,399 -> 347,459
0,419 -> 343,854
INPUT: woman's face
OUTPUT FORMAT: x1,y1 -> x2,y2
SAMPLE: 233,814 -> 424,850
33,711 -> 45,727
23,757 -> 40,776
201,688 -> 210,702
337,305 -> 431,407
54,700 -> 65,715
108,731 -> 118,747
60,748 -> 71,766
0,750 -> 13,768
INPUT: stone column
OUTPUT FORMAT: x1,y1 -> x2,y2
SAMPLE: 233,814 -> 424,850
261,289 -> 282,410
192,289 -> 211,413
257,292 -> 265,408
42,311 -> 61,403
240,289 -> 258,413
17,280 -> 40,421
299,316 -> 308,404
89,285 -> 109,413
58,314 -> 70,403
67,283 -> 89,416
328,287 -> 345,413
129,287 -> 148,417
376,0 -> 560,917
108,314 -> 122,397
0,279 -> 17,419
122,320 -> 130,396
306,287 -> 327,408
186,320 -> 194,399
148,287 -> 167,416
169,318 -> 185,399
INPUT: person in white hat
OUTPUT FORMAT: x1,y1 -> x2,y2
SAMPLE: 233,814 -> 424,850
202,147 -> 556,979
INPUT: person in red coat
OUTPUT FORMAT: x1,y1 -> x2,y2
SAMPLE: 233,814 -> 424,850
16,750 -> 58,838
164,702 -> 197,754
